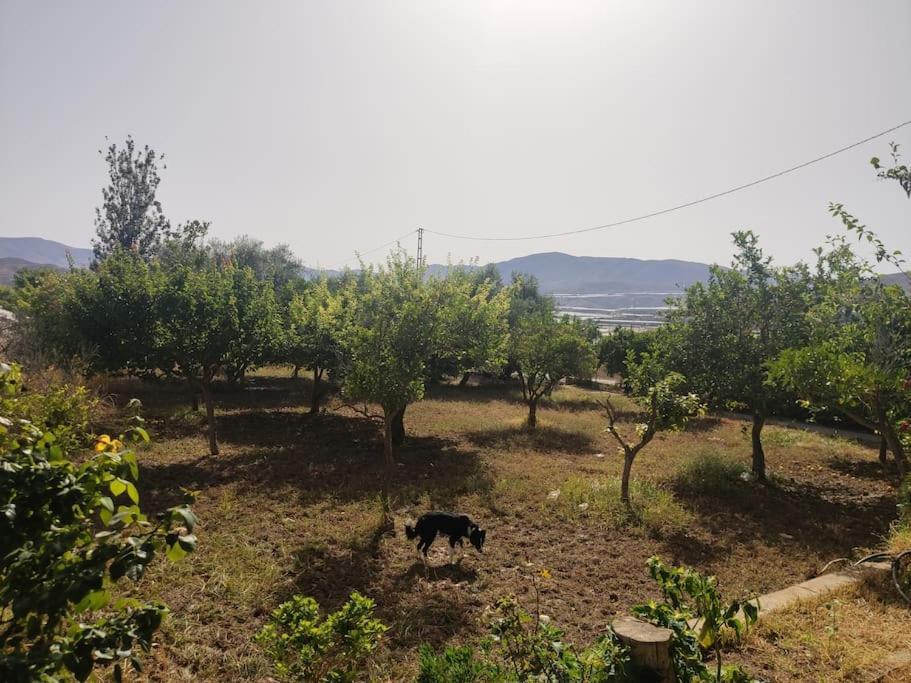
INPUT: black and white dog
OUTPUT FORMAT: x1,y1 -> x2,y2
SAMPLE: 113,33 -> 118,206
405,511 -> 486,565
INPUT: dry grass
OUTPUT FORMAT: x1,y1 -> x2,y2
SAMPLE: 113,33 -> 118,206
96,369 -> 904,681
731,574 -> 911,682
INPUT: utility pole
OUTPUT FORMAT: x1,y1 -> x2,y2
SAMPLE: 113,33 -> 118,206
416,226 -> 424,267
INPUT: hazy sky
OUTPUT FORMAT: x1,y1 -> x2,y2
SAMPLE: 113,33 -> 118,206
2,1 -> 909,270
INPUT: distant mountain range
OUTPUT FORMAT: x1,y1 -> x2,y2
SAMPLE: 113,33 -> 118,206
0,237 -> 93,272
1,237 -> 906,298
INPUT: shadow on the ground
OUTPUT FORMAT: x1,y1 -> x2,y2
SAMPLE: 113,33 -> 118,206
667,473 -> 896,565
466,424 -> 598,455
140,410 -> 493,514
828,455 -> 898,481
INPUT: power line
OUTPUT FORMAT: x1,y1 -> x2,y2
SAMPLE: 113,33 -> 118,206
425,118 -> 911,242
321,229 -> 417,271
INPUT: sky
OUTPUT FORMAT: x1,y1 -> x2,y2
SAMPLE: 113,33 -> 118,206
1,0 -> 909,271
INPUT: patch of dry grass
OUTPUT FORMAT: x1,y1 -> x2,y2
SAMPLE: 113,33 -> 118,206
732,574 -> 911,682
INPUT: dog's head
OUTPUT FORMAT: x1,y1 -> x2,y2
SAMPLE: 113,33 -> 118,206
469,526 -> 486,553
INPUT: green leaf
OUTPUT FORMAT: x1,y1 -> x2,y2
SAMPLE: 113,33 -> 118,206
167,541 -> 188,562
125,481 -> 140,504
110,479 -> 127,497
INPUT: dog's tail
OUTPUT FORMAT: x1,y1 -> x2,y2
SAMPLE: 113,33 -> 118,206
404,523 -> 417,540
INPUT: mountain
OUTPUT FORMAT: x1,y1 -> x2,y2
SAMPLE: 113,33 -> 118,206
0,237 -> 93,269
0,257 -> 64,285
488,252 -> 712,295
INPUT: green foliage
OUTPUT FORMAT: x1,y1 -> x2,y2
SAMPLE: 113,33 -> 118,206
223,263 -> 285,384
429,266 -> 511,381
602,353 -> 704,505
0,364 -> 198,681
554,475 -> 691,536
769,238 -> 911,474
255,592 -> 388,682
511,307 -> 598,428
673,450 -> 748,497
598,327 -> 655,377
0,362 -> 95,452
416,644 -> 501,683
92,136 -> 205,263
632,556 -> 758,683
417,596 -> 632,682
209,235 -> 303,289
655,231 -> 811,479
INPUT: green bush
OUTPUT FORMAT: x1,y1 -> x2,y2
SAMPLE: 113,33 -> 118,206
632,556 -> 758,683
0,363 -> 198,681
417,595 -> 632,682
0,362 -> 95,452
256,591 -> 388,682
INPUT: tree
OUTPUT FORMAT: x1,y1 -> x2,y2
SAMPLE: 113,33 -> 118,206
427,266 -> 511,388
92,137 -> 171,263
223,265 -> 284,388
511,306 -> 598,429
601,353 -> 703,506
598,327 -> 655,378
771,144 -> 911,476
287,279 -> 348,414
656,232 -> 811,481
209,236 -> 302,289
156,263 -> 246,455
770,239 -> 911,476
341,251 -> 440,467
0,363 -> 198,681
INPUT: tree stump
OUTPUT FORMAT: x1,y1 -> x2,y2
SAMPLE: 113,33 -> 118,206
612,615 -> 675,682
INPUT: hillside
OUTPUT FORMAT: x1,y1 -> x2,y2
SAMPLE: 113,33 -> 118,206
0,257 -> 63,285
490,252 -> 713,294
0,237 -> 93,269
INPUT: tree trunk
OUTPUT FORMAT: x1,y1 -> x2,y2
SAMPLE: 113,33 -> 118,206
383,414 -> 395,467
880,435 -> 889,468
527,398 -> 538,429
459,371 -> 471,387
309,368 -> 324,414
187,377 -> 199,412
291,364 -> 301,379
620,452 -> 635,507
881,423 -> 907,479
391,405 -> 406,445
875,403 -> 907,479
201,370 -> 219,456
751,410 -> 766,482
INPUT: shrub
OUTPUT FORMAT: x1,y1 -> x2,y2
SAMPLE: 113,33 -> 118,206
673,450 -> 748,496
554,475 -> 691,537
0,362 -> 95,452
417,587 -> 632,682
256,591 -> 388,682
0,363 -> 198,681
632,556 -> 758,683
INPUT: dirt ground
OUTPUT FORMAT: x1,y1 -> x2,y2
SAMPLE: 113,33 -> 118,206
100,370 -> 901,681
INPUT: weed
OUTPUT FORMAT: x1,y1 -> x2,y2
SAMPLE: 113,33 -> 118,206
553,475 -> 691,537
673,450 -> 748,496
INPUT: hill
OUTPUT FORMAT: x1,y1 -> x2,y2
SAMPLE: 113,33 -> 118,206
488,252 -> 712,295
0,237 -> 93,269
0,257 -> 63,285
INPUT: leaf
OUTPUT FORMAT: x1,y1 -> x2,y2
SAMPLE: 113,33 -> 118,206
125,482 -> 140,504
110,479 -> 127,497
166,541 -> 188,562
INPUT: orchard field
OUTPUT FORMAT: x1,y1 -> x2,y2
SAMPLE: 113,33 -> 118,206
102,369 -> 907,681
